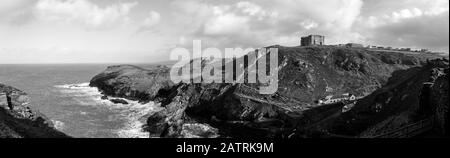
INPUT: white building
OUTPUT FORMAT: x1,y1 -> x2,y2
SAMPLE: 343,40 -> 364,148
318,93 -> 356,105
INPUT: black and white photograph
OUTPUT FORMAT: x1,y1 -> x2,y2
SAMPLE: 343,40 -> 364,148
0,0 -> 449,155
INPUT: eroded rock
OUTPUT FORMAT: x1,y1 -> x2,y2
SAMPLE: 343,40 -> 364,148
0,84 -> 69,138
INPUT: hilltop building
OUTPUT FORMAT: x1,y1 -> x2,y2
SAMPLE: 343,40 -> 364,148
400,48 -> 411,51
301,35 -> 325,46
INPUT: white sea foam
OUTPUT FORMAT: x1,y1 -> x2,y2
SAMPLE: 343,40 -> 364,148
51,120 -> 65,131
115,100 -> 163,138
55,82 -> 161,138
55,83 -> 102,98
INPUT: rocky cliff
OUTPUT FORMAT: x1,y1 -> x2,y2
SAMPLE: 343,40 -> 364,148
0,84 -> 69,138
89,65 -> 174,102
90,46 -> 445,138
319,59 -> 449,137
431,65 -> 449,137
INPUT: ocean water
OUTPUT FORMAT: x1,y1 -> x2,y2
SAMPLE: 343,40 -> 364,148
0,64 -> 161,138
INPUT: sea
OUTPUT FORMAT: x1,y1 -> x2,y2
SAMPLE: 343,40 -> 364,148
0,64 -> 162,138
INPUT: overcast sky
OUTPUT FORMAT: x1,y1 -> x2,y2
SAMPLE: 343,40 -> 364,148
0,0 -> 448,63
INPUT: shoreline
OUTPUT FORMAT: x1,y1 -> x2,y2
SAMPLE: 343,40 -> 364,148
54,83 -> 161,138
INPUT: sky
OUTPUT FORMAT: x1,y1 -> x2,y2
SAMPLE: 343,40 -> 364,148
0,0 -> 448,64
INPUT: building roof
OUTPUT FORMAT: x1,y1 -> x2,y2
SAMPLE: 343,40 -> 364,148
302,34 -> 324,38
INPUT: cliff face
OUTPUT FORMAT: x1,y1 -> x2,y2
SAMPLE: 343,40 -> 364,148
90,46 -> 444,138
149,46 -> 441,138
0,84 -> 69,138
431,65 -> 449,136
322,59 -> 449,137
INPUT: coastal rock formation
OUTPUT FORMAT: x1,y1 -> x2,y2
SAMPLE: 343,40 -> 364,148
150,46 -> 443,138
0,84 -> 69,138
91,46 -> 444,138
430,63 -> 449,136
109,98 -> 129,105
322,59 -> 449,137
89,65 -> 174,102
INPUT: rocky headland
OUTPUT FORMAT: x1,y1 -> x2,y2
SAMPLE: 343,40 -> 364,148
90,65 -> 174,102
89,46 -> 448,138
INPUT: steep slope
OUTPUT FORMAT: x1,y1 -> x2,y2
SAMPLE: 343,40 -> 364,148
146,46 -> 442,138
0,84 -> 69,138
431,66 -> 449,137
319,59 -> 449,137
89,46 -> 443,138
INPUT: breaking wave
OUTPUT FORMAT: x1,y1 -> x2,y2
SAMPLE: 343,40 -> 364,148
51,120 -> 65,131
54,83 -> 160,138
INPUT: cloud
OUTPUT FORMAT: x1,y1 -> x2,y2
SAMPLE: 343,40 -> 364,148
357,0 -> 449,52
166,0 -> 364,49
236,1 -> 276,20
132,10 -> 162,35
35,0 -> 138,29
0,0 -> 37,25
163,0 -> 447,52
204,11 -> 249,35
362,0 -> 449,16
360,12 -> 449,51
2,0 -> 448,63
300,20 -> 319,30
0,0 -> 33,14
142,11 -> 161,28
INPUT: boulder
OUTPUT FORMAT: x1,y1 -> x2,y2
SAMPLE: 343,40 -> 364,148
101,95 -> 108,100
109,98 -> 129,105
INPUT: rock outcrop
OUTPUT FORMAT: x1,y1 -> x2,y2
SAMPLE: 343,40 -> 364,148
109,98 -> 129,105
89,65 -> 174,102
0,84 -> 69,138
429,63 -> 449,137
